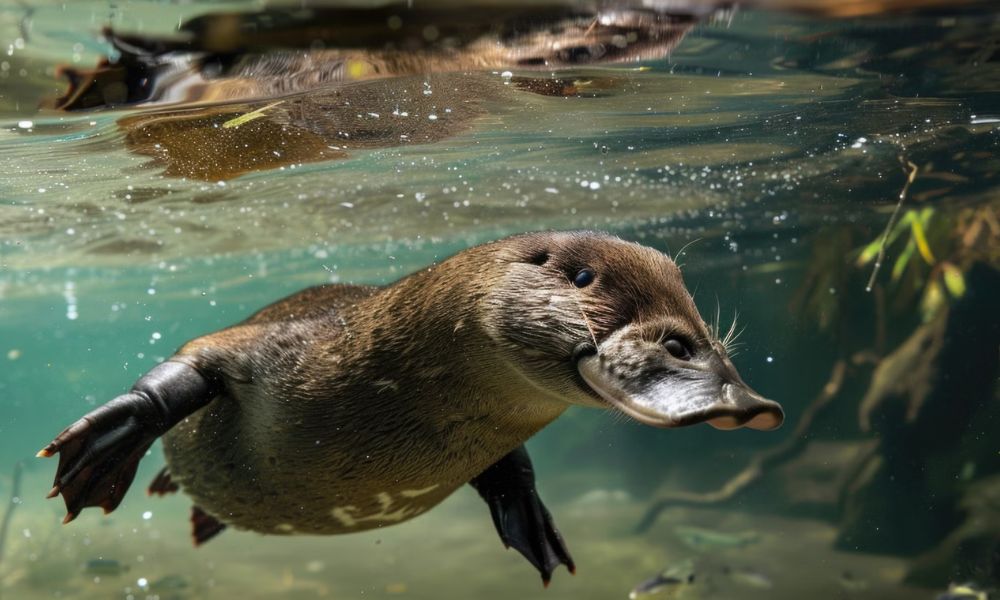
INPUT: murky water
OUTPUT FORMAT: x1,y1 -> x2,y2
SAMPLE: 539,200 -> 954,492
0,2 -> 998,599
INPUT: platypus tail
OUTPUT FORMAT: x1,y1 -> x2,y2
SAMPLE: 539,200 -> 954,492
38,361 -> 217,523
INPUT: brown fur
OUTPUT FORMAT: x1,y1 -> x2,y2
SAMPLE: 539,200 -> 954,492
161,231 -> 710,535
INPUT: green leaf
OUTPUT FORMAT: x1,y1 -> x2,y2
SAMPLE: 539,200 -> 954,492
917,206 -> 935,225
856,210 -> 915,266
857,239 -> 882,266
910,215 -> 936,265
892,238 -> 916,281
921,279 -> 945,322
941,263 -> 967,298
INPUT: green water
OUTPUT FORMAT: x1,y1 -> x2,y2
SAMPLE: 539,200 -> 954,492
0,2 -> 998,599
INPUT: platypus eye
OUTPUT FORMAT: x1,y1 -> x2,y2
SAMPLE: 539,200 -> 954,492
573,268 -> 595,288
664,338 -> 692,360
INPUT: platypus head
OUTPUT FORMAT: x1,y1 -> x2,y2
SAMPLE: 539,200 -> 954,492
484,231 -> 784,431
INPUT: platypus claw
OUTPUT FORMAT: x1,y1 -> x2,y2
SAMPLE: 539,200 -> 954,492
40,360 -> 215,522
40,392 -> 158,521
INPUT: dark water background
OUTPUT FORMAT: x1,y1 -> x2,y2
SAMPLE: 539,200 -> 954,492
0,1 -> 997,599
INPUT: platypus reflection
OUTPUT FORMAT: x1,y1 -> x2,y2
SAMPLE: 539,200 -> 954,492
40,232 -> 783,585
50,5 -> 705,180
109,71 -> 637,181
56,5 -> 701,110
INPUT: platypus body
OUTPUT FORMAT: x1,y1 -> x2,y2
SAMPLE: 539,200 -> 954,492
41,231 -> 783,584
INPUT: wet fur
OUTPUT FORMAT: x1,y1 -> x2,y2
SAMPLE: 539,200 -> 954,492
160,232 -> 712,534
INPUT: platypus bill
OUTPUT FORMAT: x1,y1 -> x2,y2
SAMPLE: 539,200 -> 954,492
39,231 -> 783,585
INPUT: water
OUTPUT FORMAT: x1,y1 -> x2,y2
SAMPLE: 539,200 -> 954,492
0,2 -> 998,599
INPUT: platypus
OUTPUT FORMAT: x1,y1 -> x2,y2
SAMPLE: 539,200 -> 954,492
40,231 -> 783,584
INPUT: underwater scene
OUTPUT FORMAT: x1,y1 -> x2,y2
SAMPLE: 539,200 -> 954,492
0,1 -> 998,599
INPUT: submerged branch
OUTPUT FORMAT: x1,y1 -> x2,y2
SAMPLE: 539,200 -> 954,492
634,360 -> 847,534
865,158 -> 919,292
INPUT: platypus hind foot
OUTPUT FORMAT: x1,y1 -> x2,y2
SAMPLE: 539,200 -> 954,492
191,505 -> 227,546
470,445 -> 575,586
490,487 -> 576,586
38,361 -> 215,522
147,466 -> 179,496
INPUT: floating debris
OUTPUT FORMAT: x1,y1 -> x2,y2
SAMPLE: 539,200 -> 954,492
221,101 -> 285,129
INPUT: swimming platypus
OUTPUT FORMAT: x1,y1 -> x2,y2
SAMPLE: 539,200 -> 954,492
40,231 -> 783,584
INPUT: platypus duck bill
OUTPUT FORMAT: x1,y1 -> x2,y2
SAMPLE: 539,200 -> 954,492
575,344 -> 784,431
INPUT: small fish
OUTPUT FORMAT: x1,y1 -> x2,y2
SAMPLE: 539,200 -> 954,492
936,582 -> 989,600
149,574 -> 190,591
629,559 -> 695,599
147,574 -> 193,600
83,558 -> 129,576
674,526 -> 760,550
723,566 -> 773,589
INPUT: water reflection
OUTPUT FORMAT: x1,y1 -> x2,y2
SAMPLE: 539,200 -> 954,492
1,4 -> 994,268
53,5 -> 700,110
111,74 -> 633,181
47,5 -> 708,181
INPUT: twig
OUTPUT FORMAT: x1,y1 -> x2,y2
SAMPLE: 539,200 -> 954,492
634,360 -> 848,533
865,159 -> 919,292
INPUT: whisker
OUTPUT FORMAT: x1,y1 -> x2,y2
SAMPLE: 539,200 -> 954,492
723,322 -> 747,355
601,406 -> 623,426
613,409 -> 632,426
722,309 -> 741,351
731,325 -> 746,346
712,297 -> 722,340
568,279 -> 599,350
671,237 -> 703,266
726,339 -> 746,358
655,322 -> 672,346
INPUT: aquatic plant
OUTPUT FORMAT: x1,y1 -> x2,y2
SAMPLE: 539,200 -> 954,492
636,147 -> 1000,590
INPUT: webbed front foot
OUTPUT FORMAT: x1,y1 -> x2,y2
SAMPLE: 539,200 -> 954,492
39,361 -> 214,522
40,392 -> 162,522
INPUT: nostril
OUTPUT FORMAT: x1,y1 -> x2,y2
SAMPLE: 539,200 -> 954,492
528,251 -> 549,266
664,338 -> 692,361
